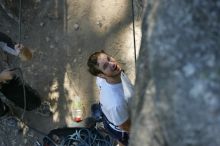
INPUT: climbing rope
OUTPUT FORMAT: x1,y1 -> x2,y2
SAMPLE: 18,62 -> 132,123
14,68 -> 26,120
131,0 -> 137,64
18,0 -> 22,44
17,0 -> 27,120
44,128 -> 114,146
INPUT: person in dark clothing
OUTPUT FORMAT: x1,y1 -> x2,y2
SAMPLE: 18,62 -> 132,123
0,32 -> 46,117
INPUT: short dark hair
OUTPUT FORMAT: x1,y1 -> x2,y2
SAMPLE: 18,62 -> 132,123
87,50 -> 105,76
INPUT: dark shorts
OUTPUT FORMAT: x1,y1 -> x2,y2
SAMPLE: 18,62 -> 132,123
0,76 -> 41,111
102,115 -> 129,146
91,103 -> 129,145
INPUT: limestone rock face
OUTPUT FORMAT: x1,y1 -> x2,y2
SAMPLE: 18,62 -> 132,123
130,0 -> 220,146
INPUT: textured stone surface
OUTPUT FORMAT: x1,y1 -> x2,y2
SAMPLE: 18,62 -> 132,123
130,0 -> 220,146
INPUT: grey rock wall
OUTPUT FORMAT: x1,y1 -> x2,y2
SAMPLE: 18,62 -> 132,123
130,0 -> 220,146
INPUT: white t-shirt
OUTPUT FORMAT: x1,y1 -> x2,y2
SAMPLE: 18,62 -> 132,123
96,72 -> 134,131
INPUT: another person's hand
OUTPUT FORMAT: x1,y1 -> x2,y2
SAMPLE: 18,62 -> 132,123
15,44 -> 32,61
0,69 -> 15,83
